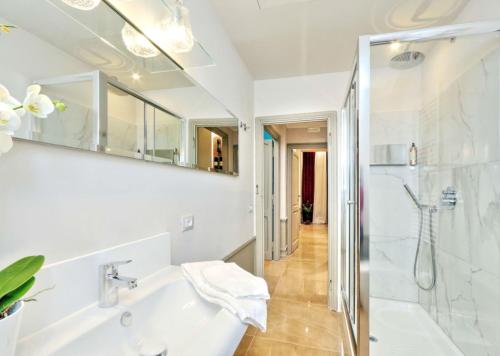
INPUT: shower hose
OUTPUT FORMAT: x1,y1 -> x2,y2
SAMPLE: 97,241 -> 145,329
413,205 -> 437,290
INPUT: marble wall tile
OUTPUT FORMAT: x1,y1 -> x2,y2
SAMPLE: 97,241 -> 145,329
370,167 -> 419,238
370,236 -> 419,302
417,45 -> 500,356
370,110 -> 419,146
420,249 -> 500,356
370,110 -> 420,303
438,49 -> 500,167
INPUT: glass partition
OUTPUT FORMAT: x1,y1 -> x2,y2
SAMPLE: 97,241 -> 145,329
368,30 -> 500,356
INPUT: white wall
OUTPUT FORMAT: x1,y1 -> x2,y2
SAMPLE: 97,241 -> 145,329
254,71 -> 350,117
0,0 -> 254,266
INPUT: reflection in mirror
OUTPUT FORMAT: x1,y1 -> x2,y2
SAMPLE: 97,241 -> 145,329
31,76 -> 96,150
191,121 -> 239,174
0,0 -> 238,175
106,84 -> 145,159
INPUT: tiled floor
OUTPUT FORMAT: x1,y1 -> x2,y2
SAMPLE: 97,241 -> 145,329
235,224 -> 352,355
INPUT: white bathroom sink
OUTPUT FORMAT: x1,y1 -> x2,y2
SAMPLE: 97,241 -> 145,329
16,266 -> 247,356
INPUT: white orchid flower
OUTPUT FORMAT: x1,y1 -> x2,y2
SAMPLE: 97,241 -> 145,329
0,103 -> 21,134
0,131 -> 13,155
23,85 -> 54,118
0,83 -> 26,116
0,84 -> 10,101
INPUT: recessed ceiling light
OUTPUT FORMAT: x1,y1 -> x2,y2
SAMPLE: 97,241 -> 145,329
132,73 -> 141,80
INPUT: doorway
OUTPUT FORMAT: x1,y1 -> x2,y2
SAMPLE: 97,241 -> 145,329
255,111 -> 339,311
287,144 -> 328,258
248,114 -> 343,353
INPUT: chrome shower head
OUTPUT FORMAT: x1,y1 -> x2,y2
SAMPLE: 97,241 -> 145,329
390,51 -> 425,70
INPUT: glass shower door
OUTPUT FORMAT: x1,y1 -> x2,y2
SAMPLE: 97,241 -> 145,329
341,70 -> 360,341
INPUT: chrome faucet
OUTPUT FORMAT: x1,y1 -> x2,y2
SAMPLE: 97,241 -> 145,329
99,260 -> 138,308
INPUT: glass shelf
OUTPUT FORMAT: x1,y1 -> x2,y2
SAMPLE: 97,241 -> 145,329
106,0 -> 215,69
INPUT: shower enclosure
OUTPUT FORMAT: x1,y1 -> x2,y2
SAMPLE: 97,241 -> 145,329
340,22 -> 500,356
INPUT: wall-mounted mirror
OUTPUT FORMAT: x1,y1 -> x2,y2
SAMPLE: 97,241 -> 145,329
0,0 -> 239,175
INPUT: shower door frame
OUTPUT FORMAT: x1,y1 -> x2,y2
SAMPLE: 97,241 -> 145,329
344,20 -> 500,356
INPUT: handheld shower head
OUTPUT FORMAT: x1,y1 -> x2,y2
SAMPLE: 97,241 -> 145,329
403,184 -> 421,209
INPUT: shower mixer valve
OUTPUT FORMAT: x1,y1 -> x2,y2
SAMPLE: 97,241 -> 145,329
439,186 -> 457,209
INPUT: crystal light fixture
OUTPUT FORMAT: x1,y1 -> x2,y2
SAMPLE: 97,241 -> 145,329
160,0 -> 194,54
121,23 -> 160,58
61,0 -> 101,11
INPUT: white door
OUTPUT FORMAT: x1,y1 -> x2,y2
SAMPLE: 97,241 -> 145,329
290,149 -> 301,253
264,141 -> 273,260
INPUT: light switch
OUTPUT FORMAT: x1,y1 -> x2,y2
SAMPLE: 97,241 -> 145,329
181,214 -> 194,231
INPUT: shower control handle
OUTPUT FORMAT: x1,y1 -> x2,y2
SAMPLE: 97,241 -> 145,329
440,186 -> 457,209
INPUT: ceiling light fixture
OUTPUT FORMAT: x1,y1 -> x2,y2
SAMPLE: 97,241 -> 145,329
390,41 -> 402,51
131,73 -> 141,80
121,23 -> 160,58
61,0 -> 101,11
159,0 -> 194,54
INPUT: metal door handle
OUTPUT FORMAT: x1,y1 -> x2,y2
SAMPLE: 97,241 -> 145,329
347,200 -> 356,205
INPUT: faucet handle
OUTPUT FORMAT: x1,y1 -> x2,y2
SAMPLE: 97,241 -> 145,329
107,259 -> 132,267
101,259 -> 132,273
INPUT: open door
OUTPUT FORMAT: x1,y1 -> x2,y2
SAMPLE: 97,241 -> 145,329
264,141 -> 273,260
290,149 -> 301,253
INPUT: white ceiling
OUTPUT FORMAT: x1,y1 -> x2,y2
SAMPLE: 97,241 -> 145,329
210,0 -> 470,79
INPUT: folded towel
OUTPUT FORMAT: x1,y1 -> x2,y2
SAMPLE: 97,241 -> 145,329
201,262 -> 270,300
181,261 -> 268,331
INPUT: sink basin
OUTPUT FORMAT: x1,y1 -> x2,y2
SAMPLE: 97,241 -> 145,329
17,266 -> 247,356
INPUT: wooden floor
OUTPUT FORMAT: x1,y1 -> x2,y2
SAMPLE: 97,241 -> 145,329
234,224 -> 352,355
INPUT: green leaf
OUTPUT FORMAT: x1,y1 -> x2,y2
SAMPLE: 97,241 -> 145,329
0,277 -> 35,313
0,256 -> 44,301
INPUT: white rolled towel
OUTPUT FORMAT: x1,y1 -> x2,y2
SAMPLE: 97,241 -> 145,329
181,261 -> 268,331
201,262 -> 270,300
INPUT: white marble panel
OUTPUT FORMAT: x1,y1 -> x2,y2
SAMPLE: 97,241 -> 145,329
438,48 -> 500,167
370,109 -> 421,303
435,162 -> 500,275
416,41 -> 500,356
371,110 -> 419,146
370,236 -> 419,302
370,167 -> 419,238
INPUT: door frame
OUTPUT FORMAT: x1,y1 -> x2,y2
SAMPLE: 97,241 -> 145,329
255,111 -> 339,311
263,140 -> 273,261
263,135 -> 280,261
286,143 -> 327,258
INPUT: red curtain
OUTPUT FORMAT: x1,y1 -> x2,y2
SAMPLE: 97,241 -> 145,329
302,152 -> 315,205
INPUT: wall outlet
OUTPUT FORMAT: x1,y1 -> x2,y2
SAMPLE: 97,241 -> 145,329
181,214 -> 194,231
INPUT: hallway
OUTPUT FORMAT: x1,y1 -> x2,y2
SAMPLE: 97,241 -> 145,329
236,224 -> 349,355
